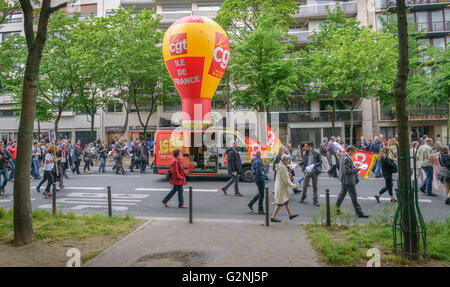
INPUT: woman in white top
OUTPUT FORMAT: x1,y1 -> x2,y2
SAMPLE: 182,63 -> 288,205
36,145 -> 59,197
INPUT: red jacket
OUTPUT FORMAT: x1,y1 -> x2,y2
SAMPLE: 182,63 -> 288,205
169,158 -> 186,186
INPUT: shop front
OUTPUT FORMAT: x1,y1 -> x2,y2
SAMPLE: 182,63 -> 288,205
105,126 -> 123,145
128,126 -> 156,141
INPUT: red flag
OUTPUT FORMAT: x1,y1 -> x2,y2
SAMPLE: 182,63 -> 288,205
351,150 -> 378,179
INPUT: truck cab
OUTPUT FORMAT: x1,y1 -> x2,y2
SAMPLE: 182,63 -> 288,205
154,127 -> 255,182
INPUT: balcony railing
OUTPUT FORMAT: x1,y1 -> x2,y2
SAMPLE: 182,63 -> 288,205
380,108 -> 448,120
415,21 -> 450,32
294,1 -> 357,19
277,110 -> 363,123
287,30 -> 314,44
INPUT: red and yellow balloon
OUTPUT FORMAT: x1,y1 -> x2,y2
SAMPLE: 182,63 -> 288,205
162,16 -> 230,127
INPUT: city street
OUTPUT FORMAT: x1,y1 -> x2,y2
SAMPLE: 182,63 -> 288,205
1,166 -> 448,223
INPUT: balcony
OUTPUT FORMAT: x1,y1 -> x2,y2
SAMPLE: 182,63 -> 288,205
287,30 -> 314,45
380,0 -> 450,12
294,1 -> 357,22
120,0 -> 156,9
380,108 -> 448,121
277,110 -> 363,123
192,9 -> 219,19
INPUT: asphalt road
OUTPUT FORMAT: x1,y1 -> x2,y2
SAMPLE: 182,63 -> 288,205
1,166 -> 448,223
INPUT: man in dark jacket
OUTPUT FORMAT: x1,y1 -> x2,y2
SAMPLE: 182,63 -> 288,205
299,142 -> 322,206
57,143 -> 70,189
220,140 -> 243,196
248,150 -> 268,214
139,142 -> 149,173
335,145 -> 369,218
71,141 -> 81,175
0,143 -> 11,194
327,136 -> 338,178
357,136 -> 368,151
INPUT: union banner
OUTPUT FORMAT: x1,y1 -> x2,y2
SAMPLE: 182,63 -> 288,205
351,150 -> 379,179
265,123 -> 282,159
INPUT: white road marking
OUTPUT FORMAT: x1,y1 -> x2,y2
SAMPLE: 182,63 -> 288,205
317,194 -> 432,203
66,192 -> 149,199
135,188 -> 218,193
37,204 -> 128,211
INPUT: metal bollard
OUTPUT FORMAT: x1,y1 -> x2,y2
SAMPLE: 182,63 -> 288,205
189,186 -> 193,224
107,186 -> 112,217
325,189 -> 331,227
52,184 -> 57,215
265,187 -> 269,226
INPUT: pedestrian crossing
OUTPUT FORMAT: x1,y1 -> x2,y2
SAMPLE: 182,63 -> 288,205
37,191 -> 150,211
317,194 -> 432,203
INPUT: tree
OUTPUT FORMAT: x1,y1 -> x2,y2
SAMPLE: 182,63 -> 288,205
394,0 -> 418,259
215,0 -> 298,40
13,0 -> 70,246
38,11 -> 84,138
89,7 -> 174,139
299,7 -> 397,144
221,4 -> 298,140
0,0 -> 20,25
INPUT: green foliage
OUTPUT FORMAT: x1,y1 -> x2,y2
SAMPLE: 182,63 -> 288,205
0,208 -> 139,243
227,5 -> 299,112
306,215 -> 450,266
300,6 -> 397,108
215,0 -> 298,40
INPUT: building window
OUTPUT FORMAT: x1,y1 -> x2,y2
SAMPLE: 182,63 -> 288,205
0,109 -> 18,117
198,2 -> 222,11
0,31 -> 21,42
416,11 -> 428,32
431,10 -> 444,32
432,37 -> 445,48
106,102 -> 123,113
163,102 -> 181,112
162,5 -> 192,13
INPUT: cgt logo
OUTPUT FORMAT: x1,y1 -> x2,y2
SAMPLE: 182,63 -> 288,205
209,32 -> 230,78
169,33 -> 187,56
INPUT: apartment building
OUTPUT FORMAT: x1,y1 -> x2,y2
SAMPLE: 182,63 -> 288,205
1,0 -> 447,146
373,0 -> 449,143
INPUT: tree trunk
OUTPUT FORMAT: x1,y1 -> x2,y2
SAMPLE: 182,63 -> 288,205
350,106 -> 354,145
37,120 -> 41,141
54,112 -> 61,142
331,99 -> 336,131
395,0 -> 418,260
90,111 -> 95,143
14,0 -> 51,246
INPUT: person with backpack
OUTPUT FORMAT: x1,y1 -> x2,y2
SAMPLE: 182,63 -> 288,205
139,141 -> 149,173
374,148 -> 398,203
247,150 -> 268,214
162,149 -> 187,208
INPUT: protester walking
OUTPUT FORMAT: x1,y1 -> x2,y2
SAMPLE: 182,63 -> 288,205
129,139 -> 140,172
220,140 -> 243,196
82,145 -> 93,173
299,142 -> 322,207
114,138 -> 126,175
319,137 -> 330,172
7,141 -> 16,181
0,143 -> 11,194
36,145 -> 59,197
357,136 -> 368,151
374,148 -> 397,203
71,141 -> 81,175
335,145 -> 369,218
98,142 -> 108,173
327,137 -> 338,178
417,138 -> 438,197
162,149 -> 187,208
31,141 -> 42,179
57,143 -> 69,189
271,154 -> 299,222
371,137 -> 382,178
248,150 -> 268,214
139,141 -> 149,173
437,146 -> 450,205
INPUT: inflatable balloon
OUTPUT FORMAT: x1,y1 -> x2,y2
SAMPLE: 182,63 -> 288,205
162,16 -> 230,127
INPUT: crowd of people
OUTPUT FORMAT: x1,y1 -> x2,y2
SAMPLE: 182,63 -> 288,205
0,136 -> 155,197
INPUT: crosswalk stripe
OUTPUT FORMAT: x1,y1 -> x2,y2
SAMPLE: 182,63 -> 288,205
135,188 -> 218,193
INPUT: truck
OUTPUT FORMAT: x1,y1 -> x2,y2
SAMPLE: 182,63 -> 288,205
153,127 -> 260,182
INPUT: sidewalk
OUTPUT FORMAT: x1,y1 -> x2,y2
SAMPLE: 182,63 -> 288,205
85,217 -> 322,267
